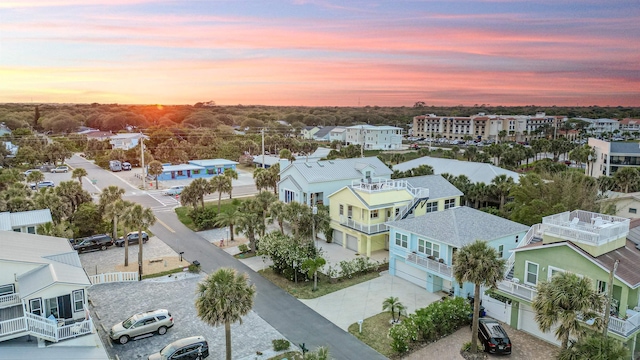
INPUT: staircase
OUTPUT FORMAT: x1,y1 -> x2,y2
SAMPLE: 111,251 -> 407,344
395,184 -> 429,221
504,224 -> 542,279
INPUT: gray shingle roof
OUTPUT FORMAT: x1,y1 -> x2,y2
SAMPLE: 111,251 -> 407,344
289,156 -> 392,183
610,142 -> 640,154
393,156 -> 520,184
386,206 -> 530,248
313,126 -> 336,138
405,175 -> 464,199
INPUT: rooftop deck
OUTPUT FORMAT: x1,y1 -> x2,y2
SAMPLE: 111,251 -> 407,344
541,210 -> 629,246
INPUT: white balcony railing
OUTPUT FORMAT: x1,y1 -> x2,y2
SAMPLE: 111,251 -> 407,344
541,210 -> 629,246
88,271 -> 139,285
0,312 -> 94,343
608,311 -> 640,337
406,252 -> 452,278
497,279 -> 537,302
0,293 -> 20,309
339,216 -> 388,235
351,178 -> 429,199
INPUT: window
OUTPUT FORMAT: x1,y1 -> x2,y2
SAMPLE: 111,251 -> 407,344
339,205 -> 344,215
192,169 -> 200,175
72,290 -> 84,312
525,261 -> 539,285
395,233 -> 408,248
370,210 -> 379,219
548,266 -> 564,280
597,280 -> 607,294
0,284 -> 15,296
515,235 -> 519,243
348,206 -> 353,218
284,190 -> 294,203
418,239 -> 440,258
395,208 -> 400,217
630,208 -> 637,214
444,199 -> 455,209
498,245 -> 504,258
45,297 -> 59,318
28,226 -> 36,234
30,298 -> 42,316
426,201 -> 438,213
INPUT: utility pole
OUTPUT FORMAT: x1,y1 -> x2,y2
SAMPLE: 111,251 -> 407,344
603,259 -> 619,337
140,134 -> 146,190
261,128 -> 265,169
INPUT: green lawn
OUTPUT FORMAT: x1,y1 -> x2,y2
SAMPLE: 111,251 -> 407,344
258,268 -> 381,299
347,312 -> 395,358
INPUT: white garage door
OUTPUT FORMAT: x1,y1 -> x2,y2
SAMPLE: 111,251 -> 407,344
481,292 -> 511,324
333,230 -> 343,246
395,261 -> 427,288
519,304 -> 561,345
346,234 -> 358,251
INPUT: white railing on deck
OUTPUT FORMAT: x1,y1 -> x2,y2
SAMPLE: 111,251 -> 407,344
542,210 -> 629,246
339,216 -> 388,234
0,293 -> 20,308
406,253 -> 452,278
504,224 -> 541,277
89,272 -> 138,285
57,318 -> 93,340
24,312 -> 57,342
497,279 -> 537,302
0,317 -> 26,338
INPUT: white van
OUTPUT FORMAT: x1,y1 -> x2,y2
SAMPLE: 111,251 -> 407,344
163,185 -> 185,196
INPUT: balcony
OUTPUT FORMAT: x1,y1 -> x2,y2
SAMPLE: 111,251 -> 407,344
541,210 -> 629,246
339,216 -> 388,235
351,178 -> 429,198
497,279 -> 537,302
406,252 -> 452,278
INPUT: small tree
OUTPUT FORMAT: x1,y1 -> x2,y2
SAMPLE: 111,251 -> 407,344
301,256 -> 326,291
147,160 -> 164,190
382,296 -> 407,323
72,167 -> 88,184
26,171 -> 45,184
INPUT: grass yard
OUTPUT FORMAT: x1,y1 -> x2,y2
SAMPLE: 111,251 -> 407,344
258,268 -> 381,299
347,312 -> 395,358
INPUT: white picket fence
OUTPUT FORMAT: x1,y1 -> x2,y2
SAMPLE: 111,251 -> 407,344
88,272 -> 138,285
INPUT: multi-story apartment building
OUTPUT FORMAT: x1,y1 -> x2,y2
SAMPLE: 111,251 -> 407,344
345,125 -> 403,150
588,138 -> 640,178
618,119 -> 640,134
575,117 -> 620,136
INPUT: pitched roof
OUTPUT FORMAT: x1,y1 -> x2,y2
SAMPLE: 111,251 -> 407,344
404,175 -> 464,199
313,126 -> 336,138
393,156 -> 520,184
286,156 -> 392,183
2,232 -> 90,296
0,209 -> 52,230
386,206 -> 529,248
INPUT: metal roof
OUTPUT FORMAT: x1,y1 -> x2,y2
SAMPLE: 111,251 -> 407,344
287,156 -> 392,183
161,164 -> 205,172
405,175 -> 464,199
188,159 -> 239,167
610,142 -> 640,154
0,209 -> 52,230
386,206 -> 529,248
394,156 -> 520,184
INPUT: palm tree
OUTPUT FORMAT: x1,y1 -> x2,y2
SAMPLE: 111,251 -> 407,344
223,168 -> 238,199
613,167 -> 640,193
382,296 -> 407,323
147,160 -> 164,190
532,272 -> 605,350
122,204 -> 156,276
254,191 -> 276,236
195,268 -> 256,360
557,332 -> 628,360
37,221 -> 73,238
490,174 -> 515,210
99,186 -> 126,240
189,178 -> 212,208
214,209 -> 242,242
268,200 -> 287,233
33,188 -> 71,223
26,171 -> 45,184
235,199 -> 264,253
453,240 -> 505,353
210,175 -> 232,212
55,180 -> 92,213
72,167 -> 88,184
302,256 -> 326,292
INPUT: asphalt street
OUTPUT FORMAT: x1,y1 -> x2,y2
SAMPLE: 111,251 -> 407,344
65,155 -> 387,359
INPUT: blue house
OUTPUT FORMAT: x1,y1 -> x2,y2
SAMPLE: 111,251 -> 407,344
155,159 -> 238,181
387,206 -> 529,296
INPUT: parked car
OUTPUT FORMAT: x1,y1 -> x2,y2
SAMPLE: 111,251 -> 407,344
73,234 -> 114,253
122,162 -> 132,171
115,231 -> 149,247
110,309 -> 174,345
148,336 -> 209,360
50,166 -> 69,173
23,169 -> 41,177
163,185 -> 185,196
29,181 -> 55,190
477,318 -> 512,354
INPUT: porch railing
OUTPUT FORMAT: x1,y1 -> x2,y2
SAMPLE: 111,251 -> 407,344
339,216 -> 388,235
608,311 -> 640,337
0,293 -> 20,309
496,279 -> 537,302
406,252 -> 452,278
0,313 -> 93,343
89,271 -> 138,285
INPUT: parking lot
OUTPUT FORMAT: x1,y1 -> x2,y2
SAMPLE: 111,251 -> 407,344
89,276 -> 288,360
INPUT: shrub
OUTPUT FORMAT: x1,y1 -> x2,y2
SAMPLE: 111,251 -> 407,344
188,263 -> 201,273
272,339 -> 290,352
238,244 -> 249,253
389,321 -> 413,354
188,207 -> 217,230
339,260 -> 356,278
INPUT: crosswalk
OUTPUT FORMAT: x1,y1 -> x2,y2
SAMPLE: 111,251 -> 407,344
147,190 -> 180,207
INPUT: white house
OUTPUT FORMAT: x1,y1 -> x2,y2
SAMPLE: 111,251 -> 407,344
0,232 -> 97,347
277,156 -> 392,206
394,156 -> 521,184
0,209 -> 52,234
588,138 -> 640,178
109,133 -> 149,150
329,127 -> 347,143
345,125 -> 403,150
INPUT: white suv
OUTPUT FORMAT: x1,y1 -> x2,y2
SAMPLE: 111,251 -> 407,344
110,309 -> 174,344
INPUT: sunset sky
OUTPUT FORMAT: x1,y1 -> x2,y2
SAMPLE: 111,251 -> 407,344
1,0 -> 638,106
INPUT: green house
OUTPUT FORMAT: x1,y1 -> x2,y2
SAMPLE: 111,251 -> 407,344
494,210 -> 640,358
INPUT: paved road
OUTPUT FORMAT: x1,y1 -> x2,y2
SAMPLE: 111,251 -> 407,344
151,211 -> 387,360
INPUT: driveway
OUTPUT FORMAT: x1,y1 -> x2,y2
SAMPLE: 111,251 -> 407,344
403,322 -> 559,360
89,275 -> 289,360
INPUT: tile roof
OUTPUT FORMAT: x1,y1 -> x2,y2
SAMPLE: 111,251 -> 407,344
386,206 -> 529,248
288,156 -> 392,183
393,156 -> 520,184
404,174 -> 464,199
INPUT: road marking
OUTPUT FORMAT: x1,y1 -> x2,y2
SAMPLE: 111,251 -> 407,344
83,176 -> 101,193
155,217 -> 175,233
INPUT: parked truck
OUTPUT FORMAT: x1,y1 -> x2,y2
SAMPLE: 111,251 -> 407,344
109,160 -> 122,172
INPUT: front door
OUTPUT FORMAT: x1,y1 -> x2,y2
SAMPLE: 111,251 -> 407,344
46,294 -> 72,319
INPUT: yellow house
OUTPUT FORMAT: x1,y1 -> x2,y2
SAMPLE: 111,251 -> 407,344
328,175 -> 463,257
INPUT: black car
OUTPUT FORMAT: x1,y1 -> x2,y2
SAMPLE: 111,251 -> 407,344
148,336 -> 209,360
73,234 -> 114,253
477,318 -> 512,355
115,231 -> 149,247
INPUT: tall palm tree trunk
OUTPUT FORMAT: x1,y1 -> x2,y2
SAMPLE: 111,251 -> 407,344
229,225 -> 235,242
225,321 -> 232,360
218,193 -> 222,212
112,216 -> 118,241
124,236 -> 129,266
138,229 -> 144,280
470,284 -> 481,352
